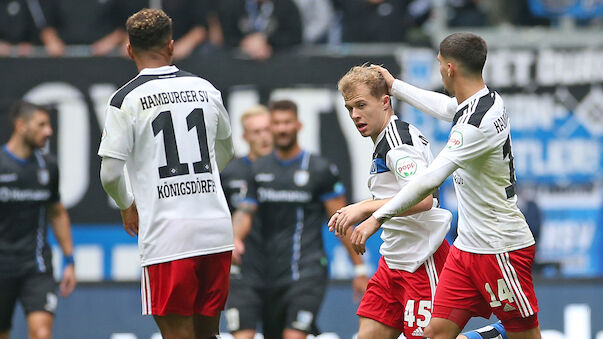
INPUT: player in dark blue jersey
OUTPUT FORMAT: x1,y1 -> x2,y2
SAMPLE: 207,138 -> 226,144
0,100 -> 76,339
226,100 -> 369,339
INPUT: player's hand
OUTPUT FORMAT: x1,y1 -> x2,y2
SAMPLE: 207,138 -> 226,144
351,216 -> 381,255
120,202 -> 139,237
330,203 -> 371,237
60,264 -> 77,297
232,237 -> 245,265
352,275 -> 368,303
370,65 -> 395,95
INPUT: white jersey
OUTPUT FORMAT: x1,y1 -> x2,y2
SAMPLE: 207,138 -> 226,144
98,65 -> 234,266
368,116 -> 451,272
440,87 -> 534,254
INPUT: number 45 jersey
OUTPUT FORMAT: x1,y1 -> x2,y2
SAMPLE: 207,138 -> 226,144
98,65 -> 234,266
439,87 -> 534,254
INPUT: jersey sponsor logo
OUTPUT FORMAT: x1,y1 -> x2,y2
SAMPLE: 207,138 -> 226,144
294,170 -> 309,187
446,130 -> 463,150
329,164 -> 339,176
395,157 -> 417,178
156,178 -> 216,199
37,169 -> 50,186
0,173 -> 17,182
257,187 -> 311,203
255,173 -> 275,182
0,187 -> 51,202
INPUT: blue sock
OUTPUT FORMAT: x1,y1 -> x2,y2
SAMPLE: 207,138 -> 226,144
462,322 -> 507,339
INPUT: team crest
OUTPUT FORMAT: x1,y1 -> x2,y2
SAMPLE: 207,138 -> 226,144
37,169 -> 50,186
294,170 -> 309,187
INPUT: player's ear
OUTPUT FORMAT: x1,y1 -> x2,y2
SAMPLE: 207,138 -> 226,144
167,40 -> 174,56
382,94 -> 390,110
126,43 -> 134,60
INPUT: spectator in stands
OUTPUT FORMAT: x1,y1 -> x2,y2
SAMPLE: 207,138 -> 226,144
446,0 -> 488,27
291,0 -> 335,44
158,0 -> 210,60
39,0 -> 145,56
216,0 -> 302,60
335,0 -> 429,43
0,0 -> 63,57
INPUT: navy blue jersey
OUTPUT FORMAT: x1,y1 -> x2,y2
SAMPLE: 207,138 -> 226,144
245,150 -> 345,286
0,145 -> 60,276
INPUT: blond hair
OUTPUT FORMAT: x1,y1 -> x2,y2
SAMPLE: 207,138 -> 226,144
240,104 -> 270,126
337,64 -> 388,99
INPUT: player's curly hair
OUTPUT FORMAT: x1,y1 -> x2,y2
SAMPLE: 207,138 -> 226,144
337,63 -> 388,100
126,8 -> 172,51
439,32 -> 487,75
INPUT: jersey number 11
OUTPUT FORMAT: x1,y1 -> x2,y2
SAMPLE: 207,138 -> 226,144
152,108 -> 212,178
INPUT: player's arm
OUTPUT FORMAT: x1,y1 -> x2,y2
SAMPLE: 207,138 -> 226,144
330,195 -> 433,236
371,65 -> 457,122
324,195 -> 369,301
212,90 -> 234,171
349,155 -> 458,255
99,157 -> 138,237
231,201 -> 257,264
47,202 -> 77,297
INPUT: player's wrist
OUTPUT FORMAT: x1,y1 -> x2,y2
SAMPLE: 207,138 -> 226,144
354,264 -> 368,277
63,254 -> 75,267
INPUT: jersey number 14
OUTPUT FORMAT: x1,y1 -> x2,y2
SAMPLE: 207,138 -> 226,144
152,108 -> 212,178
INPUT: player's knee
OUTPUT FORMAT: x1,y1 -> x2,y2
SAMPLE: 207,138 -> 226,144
29,326 -> 52,339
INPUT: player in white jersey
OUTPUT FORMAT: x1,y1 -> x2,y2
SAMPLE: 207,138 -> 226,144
351,33 -> 541,338
98,9 -> 234,339
330,65 -> 451,339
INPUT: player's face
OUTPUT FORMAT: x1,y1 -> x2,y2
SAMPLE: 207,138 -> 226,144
22,110 -> 53,149
243,114 -> 273,158
271,110 -> 300,151
344,84 -> 390,141
438,52 -> 454,96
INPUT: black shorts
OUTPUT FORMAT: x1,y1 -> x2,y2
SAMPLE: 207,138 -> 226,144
0,270 -> 57,331
225,274 -> 327,339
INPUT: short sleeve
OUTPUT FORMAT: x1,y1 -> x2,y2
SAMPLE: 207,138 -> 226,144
318,162 -> 346,202
97,105 -> 134,160
439,124 -> 491,168
211,90 -> 232,140
385,144 -> 429,188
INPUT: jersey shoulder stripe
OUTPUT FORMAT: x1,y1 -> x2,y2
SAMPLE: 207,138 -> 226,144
109,70 -> 204,109
393,119 -> 413,146
453,90 -> 496,128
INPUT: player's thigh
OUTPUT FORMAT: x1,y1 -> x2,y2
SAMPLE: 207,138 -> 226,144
225,279 -> 263,333
26,311 -> 53,339
358,316 -> 401,339
0,275 -> 21,332
194,251 -> 232,317
20,271 -> 58,316
423,317 -> 461,339
282,277 -> 327,336
153,314 -> 195,339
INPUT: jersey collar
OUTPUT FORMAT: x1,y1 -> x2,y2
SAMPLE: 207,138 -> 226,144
2,144 -> 30,165
139,65 -> 179,76
456,86 -> 489,113
374,115 -> 398,146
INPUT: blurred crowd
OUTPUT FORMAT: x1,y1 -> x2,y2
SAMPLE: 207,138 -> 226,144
0,0 -> 589,60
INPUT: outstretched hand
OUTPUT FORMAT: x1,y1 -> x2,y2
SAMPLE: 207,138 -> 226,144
328,202 -> 371,237
370,64 -> 395,95
350,216 -> 381,255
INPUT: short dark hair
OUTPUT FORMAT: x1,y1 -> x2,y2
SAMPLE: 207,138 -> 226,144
269,100 -> 298,117
9,100 -> 48,126
439,32 -> 487,75
126,8 -> 172,51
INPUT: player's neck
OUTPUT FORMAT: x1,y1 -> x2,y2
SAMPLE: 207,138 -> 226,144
275,144 -> 302,160
134,54 -> 173,72
454,77 -> 486,104
5,136 -> 33,159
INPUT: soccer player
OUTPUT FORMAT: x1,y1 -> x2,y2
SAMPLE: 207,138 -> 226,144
331,65 -> 452,339
227,99 -> 369,339
350,33 -> 540,338
98,9 -> 234,339
0,100 -> 77,339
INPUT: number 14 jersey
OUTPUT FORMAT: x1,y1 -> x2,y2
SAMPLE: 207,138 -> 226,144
98,65 -> 234,266
439,87 -> 534,254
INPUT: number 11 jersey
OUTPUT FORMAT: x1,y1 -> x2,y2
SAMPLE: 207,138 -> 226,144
98,65 -> 234,266
439,87 -> 534,254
